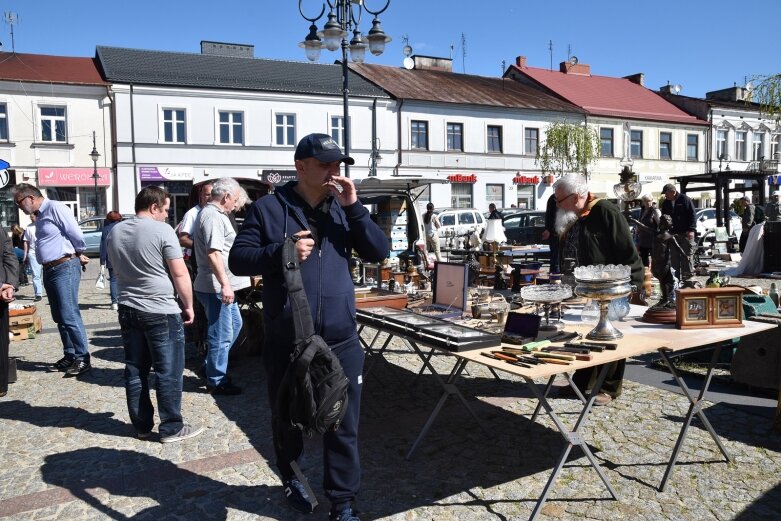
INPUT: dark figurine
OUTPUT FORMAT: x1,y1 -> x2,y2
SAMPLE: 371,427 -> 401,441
650,215 -> 682,309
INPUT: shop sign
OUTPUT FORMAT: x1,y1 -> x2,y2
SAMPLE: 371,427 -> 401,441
0,159 -> 9,189
138,166 -> 194,181
447,174 -> 477,183
38,168 -> 111,187
639,173 -> 665,183
261,169 -> 298,185
768,174 -> 781,186
513,175 -> 540,184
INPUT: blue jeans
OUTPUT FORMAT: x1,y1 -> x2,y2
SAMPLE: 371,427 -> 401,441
118,305 -> 185,438
42,257 -> 89,361
196,291 -> 242,387
28,254 -> 43,297
108,267 -> 118,304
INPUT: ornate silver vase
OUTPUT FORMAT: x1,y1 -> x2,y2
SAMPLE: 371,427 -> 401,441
574,265 -> 633,340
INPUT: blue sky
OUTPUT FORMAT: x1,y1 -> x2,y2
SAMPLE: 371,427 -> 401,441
2,0 -> 779,98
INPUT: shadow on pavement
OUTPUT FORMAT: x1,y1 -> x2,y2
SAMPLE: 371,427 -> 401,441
0,401 -> 130,438
733,481 -> 781,520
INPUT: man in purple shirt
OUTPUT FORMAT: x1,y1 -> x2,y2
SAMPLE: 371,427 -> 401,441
13,184 -> 91,376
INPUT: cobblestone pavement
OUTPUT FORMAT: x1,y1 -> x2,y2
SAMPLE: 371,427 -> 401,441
1,262 -> 780,520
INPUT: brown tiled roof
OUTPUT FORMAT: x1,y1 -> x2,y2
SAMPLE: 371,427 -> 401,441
0,52 -> 108,85
512,65 -> 708,126
349,63 -> 584,114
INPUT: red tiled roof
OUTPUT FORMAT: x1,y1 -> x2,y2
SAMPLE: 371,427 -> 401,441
511,65 -> 708,126
0,52 -> 108,85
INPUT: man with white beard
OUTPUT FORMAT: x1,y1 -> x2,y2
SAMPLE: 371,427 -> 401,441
553,173 -> 644,406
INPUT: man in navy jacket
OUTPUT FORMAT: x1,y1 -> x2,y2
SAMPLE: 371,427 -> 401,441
229,134 -> 388,521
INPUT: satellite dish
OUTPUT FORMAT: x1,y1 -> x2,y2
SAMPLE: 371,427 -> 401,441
673,84 -> 682,94
569,55 -> 578,65
403,56 -> 414,70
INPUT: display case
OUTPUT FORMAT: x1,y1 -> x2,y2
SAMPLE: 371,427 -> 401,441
676,287 -> 745,329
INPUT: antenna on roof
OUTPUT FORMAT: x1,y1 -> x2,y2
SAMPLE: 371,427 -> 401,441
548,40 -> 553,71
4,12 -> 19,53
567,43 -> 572,61
461,33 -> 467,74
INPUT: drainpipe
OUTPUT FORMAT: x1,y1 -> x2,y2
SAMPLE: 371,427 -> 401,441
129,84 -> 138,195
370,98 -> 378,176
105,85 -> 117,211
394,99 -> 404,176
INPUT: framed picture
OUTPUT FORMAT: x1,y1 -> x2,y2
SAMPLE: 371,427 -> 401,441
676,287 -> 744,329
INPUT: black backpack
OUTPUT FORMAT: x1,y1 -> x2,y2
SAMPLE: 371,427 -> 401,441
754,205 -> 765,225
276,237 -> 350,437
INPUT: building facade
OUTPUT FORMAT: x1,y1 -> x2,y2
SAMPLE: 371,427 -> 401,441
0,52 -> 112,227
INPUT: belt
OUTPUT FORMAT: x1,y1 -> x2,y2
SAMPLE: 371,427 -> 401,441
43,254 -> 76,269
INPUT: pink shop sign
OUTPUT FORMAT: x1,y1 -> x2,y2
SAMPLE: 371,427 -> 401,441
38,168 -> 112,187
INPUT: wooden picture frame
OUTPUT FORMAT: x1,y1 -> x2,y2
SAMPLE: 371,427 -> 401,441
676,287 -> 744,329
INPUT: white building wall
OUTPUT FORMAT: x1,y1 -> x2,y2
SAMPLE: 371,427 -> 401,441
0,81 -> 112,225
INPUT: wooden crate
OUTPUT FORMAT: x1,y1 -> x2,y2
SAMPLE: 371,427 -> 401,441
10,313 -> 39,327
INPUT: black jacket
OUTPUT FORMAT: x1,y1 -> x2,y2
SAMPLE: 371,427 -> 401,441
1,228 -> 18,289
661,193 -> 696,235
229,182 -> 388,347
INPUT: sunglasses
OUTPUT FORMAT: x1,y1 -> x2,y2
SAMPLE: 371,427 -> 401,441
554,193 -> 576,205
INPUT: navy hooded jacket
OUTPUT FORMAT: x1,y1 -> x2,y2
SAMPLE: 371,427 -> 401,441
229,181 -> 389,348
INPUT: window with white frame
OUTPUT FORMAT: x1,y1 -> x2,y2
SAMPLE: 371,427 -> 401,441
486,183 -> 504,208
687,134 -> 698,161
600,128 -> 614,157
411,120 -> 428,150
752,132 -> 764,161
659,132 -> 672,160
0,103 -> 7,141
771,134 -> 780,159
735,131 -> 747,161
447,122 -> 463,151
716,129 -> 727,159
40,106 -> 67,143
487,125 -> 502,153
630,130 -> 643,158
330,116 -> 344,146
450,182 -> 473,208
218,111 -> 243,144
525,128 -> 539,155
275,114 -> 296,146
162,108 -> 186,143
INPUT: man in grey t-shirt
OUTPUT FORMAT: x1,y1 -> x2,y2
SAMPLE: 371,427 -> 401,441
193,177 -> 249,395
107,186 -> 203,444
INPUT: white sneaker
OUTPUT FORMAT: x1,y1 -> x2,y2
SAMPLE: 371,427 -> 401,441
111,303 -> 118,311
160,423 -> 204,443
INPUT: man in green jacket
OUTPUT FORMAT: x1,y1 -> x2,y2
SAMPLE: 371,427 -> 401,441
553,173 -> 644,406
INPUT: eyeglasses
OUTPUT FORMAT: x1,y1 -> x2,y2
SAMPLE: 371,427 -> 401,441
554,193 -> 576,205
14,195 -> 32,206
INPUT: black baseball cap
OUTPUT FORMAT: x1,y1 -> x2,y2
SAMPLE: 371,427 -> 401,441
661,183 -> 676,194
294,133 -> 355,165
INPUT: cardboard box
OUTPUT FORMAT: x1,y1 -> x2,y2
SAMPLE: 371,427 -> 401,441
10,313 -> 38,327
10,315 -> 42,341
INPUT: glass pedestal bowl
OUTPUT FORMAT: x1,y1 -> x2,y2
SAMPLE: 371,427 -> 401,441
520,284 -> 573,330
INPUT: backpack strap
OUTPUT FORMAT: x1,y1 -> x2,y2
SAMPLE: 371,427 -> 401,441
282,236 -> 316,344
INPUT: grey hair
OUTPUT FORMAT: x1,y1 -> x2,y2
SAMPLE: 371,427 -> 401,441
552,173 -> 589,198
234,185 -> 250,208
211,177 -> 242,200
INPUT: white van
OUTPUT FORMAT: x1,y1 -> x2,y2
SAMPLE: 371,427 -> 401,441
354,176 -> 448,262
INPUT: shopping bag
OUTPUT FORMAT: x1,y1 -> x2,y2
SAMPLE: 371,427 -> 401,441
95,265 -> 106,289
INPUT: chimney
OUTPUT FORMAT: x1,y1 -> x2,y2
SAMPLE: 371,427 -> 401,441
624,73 -> 644,86
200,40 -> 254,58
559,60 -> 590,76
706,86 -> 749,102
516,55 -> 527,69
411,55 -> 452,72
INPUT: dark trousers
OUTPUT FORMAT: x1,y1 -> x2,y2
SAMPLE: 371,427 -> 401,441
739,226 -> 752,253
638,246 -> 652,268
548,234 -> 560,274
0,302 -> 8,394
572,359 -> 625,399
266,334 -> 364,509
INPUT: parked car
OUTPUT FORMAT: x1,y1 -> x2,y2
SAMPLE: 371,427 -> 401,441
482,207 -> 523,220
695,208 -> 742,238
436,208 -> 487,248
78,215 -> 135,256
502,210 -> 546,245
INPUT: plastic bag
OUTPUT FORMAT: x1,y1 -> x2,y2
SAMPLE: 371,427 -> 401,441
95,265 -> 106,289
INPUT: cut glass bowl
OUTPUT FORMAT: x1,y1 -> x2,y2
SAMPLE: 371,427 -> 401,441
520,284 -> 573,303
574,264 -> 631,281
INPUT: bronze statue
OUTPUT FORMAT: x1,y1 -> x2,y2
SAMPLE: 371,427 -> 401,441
650,215 -> 680,309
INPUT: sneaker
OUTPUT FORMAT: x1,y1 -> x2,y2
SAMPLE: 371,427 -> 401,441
160,423 -> 204,444
207,382 -> 242,395
34,296 -> 42,302
283,479 -> 315,514
64,360 -> 91,377
111,303 -> 118,311
330,506 -> 360,521
51,357 -> 75,372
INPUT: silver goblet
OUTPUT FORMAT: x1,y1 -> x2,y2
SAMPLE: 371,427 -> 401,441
574,265 -> 633,340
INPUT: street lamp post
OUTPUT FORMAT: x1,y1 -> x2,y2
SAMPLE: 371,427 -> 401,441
298,0 -> 391,178
90,131 -> 101,216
